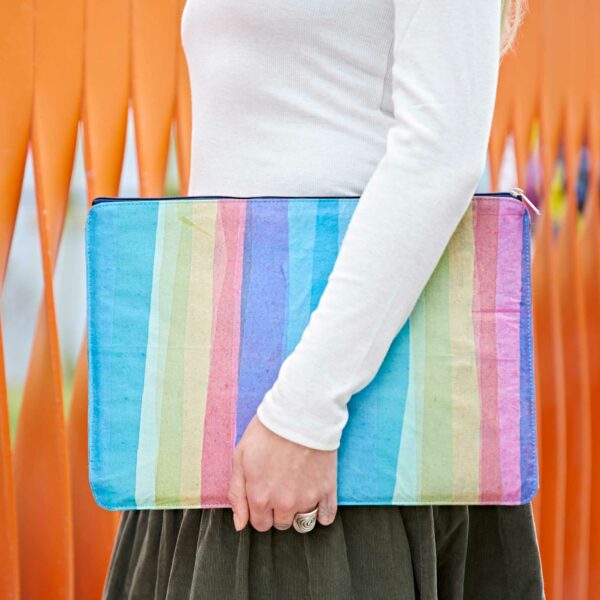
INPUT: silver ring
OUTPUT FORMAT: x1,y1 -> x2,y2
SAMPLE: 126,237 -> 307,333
293,507 -> 319,533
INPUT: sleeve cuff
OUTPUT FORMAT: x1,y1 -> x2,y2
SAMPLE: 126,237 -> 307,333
255,389 -> 346,451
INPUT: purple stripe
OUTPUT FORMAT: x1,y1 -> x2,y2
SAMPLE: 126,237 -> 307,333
236,201 -> 289,442
495,202 -> 523,502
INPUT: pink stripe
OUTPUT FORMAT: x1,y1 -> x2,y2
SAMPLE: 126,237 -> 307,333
201,201 -> 247,506
495,202 -> 523,502
473,200 -> 503,502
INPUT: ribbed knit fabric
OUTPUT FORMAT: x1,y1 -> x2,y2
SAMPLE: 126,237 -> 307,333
181,0 -> 502,450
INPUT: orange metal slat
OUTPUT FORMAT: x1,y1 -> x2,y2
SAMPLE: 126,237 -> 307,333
175,0 -> 192,195
532,206 -> 567,600
131,0 -> 179,196
0,1 -> 34,597
12,0 -> 84,598
68,1 -> 131,597
555,198 -> 592,600
586,0 -> 600,594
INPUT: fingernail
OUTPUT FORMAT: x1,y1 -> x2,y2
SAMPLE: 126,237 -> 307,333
233,513 -> 242,531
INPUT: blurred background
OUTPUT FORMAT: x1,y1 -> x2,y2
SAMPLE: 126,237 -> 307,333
0,0 -> 598,598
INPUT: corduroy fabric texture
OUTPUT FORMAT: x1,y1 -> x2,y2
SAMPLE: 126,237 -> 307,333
102,504 -> 544,599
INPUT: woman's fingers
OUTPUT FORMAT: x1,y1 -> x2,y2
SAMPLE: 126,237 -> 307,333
247,488 -> 274,532
228,449 -> 249,531
272,511 -> 293,530
317,490 -> 337,526
228,415 -> 339,533
272,495 -> 296,530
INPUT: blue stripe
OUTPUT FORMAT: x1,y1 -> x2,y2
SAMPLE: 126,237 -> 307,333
236,200 -> 289,442
87,201 -> 158,509
519,209 -> 538,502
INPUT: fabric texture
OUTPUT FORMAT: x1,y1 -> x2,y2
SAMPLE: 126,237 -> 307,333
181,0 -> 503,451
86,194 -> 537,510
102,504 -> 544,600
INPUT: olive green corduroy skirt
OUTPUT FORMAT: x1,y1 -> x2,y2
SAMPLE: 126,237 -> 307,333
102,504 -> 544,599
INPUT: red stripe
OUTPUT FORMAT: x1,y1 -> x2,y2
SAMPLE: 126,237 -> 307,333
473,200 -> 503,502
201,201 -> 247,506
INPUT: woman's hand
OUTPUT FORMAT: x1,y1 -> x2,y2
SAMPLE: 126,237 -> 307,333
227,415 -> 338,532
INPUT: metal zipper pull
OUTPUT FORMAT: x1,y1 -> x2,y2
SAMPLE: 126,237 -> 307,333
510,187 -> 540,215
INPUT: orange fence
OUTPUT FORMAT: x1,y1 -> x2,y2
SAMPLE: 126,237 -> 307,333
0,0 -> 598,598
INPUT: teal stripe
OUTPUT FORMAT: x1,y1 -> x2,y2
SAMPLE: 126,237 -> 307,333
337,198 -> 356,245
87,201 -> 159,509
336,195 -> 410,502
286,200 -> 319,355
310,199 -> 339,311
339,322 -> 411,503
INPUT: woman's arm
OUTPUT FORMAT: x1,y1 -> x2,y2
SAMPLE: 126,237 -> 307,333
228,0 -> 502,533
256,0 -> 502,451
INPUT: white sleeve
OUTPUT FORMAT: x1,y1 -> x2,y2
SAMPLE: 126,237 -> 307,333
255,0 -> 502,451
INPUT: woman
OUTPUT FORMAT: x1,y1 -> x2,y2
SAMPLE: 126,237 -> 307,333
103,0 -> 544,598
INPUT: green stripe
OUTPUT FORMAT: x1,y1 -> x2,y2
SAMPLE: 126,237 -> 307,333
135,206 -> 167,506
421,248 -> 453,501
149,206 -> 180,504
393,297 -> 425,502
155,203 -> 194,504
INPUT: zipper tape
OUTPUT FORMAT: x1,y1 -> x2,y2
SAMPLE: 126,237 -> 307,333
91,188 -> 538,211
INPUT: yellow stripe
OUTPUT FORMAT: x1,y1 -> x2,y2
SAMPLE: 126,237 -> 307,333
179,201 -> 219,504
448,206 -> 480,501
155,203 -> 192,504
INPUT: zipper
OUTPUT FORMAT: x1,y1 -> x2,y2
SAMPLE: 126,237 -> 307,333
91,188 -> 539,213
91,194 -> 361,206
508,187 -> 540,215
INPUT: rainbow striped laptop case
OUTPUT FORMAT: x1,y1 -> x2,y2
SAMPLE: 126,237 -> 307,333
85,193 -> 538,510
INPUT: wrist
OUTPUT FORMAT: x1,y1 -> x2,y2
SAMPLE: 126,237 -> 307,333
255,389 -> 344,452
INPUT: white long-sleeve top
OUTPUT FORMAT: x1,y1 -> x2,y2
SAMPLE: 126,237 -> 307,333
181,0 -> 502,451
